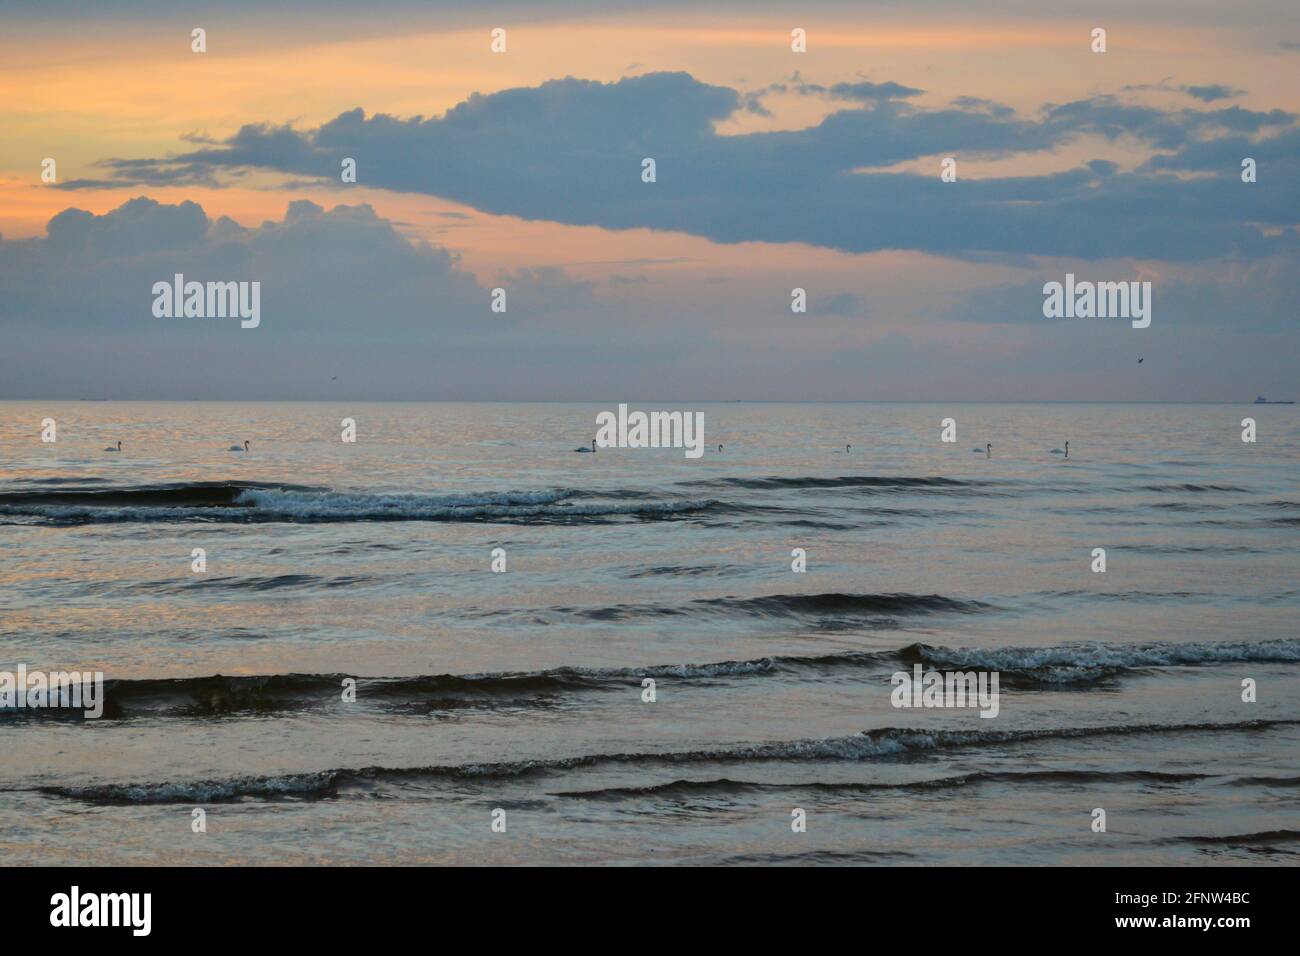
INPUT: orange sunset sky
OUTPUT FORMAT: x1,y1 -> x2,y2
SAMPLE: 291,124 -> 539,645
1,0 -> 1297,400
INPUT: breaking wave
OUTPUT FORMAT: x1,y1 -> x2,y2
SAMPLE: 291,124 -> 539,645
34,719 -> 1298,804
0,482 -> 716,525
40,637 -> 1297,720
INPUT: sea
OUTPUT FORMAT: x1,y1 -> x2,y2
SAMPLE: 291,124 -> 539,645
1,401 -> 1296,865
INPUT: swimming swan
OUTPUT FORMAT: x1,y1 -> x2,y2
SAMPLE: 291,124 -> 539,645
229,441 -> 250,452
574,439 -> 596,453
104,441 -> 121,452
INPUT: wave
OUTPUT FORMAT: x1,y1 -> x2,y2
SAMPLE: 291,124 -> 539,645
39,773 -> 343,804
902,637 -> 1300,685
561,592 -> 991,625
0,481 -> 717,525
554,768 -> 1219,800
1194,516 -> 1300,529
93,673 -> 367,719
599,719 -> 1300,767
1121,544 -> 1266,556
89,658 -> 836,718
681,475 -> 1000,494
0,481 -> 319,508
720,849 -> 917,864
1228,775 -> 1300,787
625,564 -> 734,578
35,719 -> 1298,804
87,648 -> 916,719
64,636 -> 1300,719
1150,501 -> 1229,512
1169,830 -> 1300,847
1038,589 -> 1206,603
1139,483 -> 1252,493
118,572 -> 377,596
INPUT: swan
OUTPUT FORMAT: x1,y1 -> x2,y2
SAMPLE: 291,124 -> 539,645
104,441 -> 121,452
984,443 -> 992,459
1051,441 -> 1070,457
228,440 -> 250,452
718,444 -> 723,453
574,439 -> 596,453
845,444 -> 851,454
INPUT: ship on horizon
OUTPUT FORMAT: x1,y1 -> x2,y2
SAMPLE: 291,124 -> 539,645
1254,396 -> 1295,404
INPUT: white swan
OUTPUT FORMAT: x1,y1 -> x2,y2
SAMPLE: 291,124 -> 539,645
1050,441 -> 1070,458
229,440 -> 250,452
574,439 -> 596,453
104,441 -> 121,452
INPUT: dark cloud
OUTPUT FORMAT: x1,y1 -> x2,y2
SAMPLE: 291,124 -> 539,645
77,72 -> 1298,262
1120,81 -> 1245,102
741,72 -> 922,113
1140,127 -> 1300,173
947,258 -> 1300,333
1183,84 -> 1244,102
0,197 -> 603,399
56,158 -> 224,190
3,194 -> 1295,401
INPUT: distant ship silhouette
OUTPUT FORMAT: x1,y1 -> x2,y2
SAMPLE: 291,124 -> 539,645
1254,396 -> 1295,404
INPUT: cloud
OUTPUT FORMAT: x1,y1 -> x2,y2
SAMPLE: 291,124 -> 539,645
950,96 -> 1016,118
945,257 -> 1300,334
760,73 -> 924,102
818,291 -> 867,316
1182,84 -> 1244,102
75,72 -> 1299,262
3,193 -> 1296,401
0,197 -> 604,398
1120,81 -> 1245,102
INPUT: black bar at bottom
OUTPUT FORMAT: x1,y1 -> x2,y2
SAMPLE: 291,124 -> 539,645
3,865 -> 1284,939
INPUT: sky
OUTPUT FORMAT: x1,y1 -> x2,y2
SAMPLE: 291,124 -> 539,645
0,0 -> 1297,401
